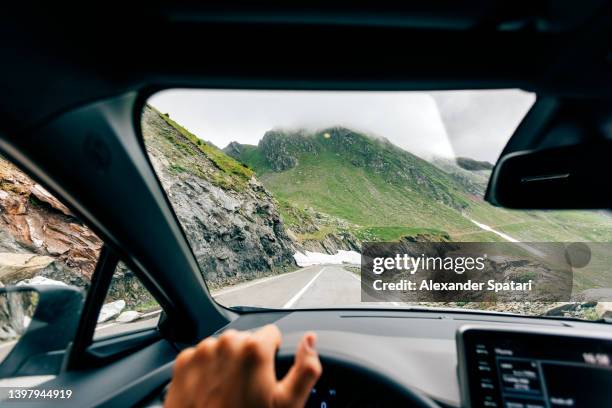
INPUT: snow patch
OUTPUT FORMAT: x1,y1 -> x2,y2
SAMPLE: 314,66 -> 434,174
17,276 -> 67,286
293,250 -> 361,267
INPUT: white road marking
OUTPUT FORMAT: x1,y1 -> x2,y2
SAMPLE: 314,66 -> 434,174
212,269 -> 304,296
468,218 -> 545,257
468,218 -> 520,242
283,267 -> 327,309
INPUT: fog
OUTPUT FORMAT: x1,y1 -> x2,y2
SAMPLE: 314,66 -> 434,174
149,89 -> 534,162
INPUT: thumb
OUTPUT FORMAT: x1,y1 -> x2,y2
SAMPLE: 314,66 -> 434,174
275,332 -> 322,408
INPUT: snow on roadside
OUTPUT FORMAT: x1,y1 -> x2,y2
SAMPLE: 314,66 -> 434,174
98,300 -> 126,323
17,276 -> 67,286
293,250 -> 361,267
115,310 -> 143,323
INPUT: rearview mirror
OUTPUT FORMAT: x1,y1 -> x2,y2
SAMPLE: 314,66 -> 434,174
0,285 -> 83,378
485,140 -> 612,209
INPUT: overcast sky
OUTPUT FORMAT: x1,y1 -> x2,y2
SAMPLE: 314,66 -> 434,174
149,89 -> 535,162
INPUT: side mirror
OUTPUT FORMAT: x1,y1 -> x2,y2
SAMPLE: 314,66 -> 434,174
0,285 -> 83,378
485,140 -> 612,209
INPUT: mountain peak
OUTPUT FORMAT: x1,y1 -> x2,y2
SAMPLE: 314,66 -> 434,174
223,141 -> 255,160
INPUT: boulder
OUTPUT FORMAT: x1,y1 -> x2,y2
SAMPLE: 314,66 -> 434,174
0,253 -> 55,283
115,310 -> 142,323
98,300 -> 126,323
595,302 -> 612,319
545,302 -> 578,316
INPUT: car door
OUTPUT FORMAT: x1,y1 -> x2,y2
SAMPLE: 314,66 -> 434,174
0,92 -> 232,407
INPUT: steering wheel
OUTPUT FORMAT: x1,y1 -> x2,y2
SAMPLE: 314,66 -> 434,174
276,353 -> 441,407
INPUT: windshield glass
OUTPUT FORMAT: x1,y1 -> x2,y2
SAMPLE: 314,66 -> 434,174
142,89 -> 612,320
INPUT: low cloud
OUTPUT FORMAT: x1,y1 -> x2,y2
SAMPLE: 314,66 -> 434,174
149,89 -> 534,162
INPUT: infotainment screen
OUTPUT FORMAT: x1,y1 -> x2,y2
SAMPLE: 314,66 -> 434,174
457,327 -> 612,408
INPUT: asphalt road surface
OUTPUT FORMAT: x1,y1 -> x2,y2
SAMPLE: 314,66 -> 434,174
213,264 -> 362,308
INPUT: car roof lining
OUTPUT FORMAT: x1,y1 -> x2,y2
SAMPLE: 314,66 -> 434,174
1,1 -> 612,135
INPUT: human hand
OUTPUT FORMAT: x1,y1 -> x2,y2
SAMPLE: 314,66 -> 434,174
164,325 -> 322,408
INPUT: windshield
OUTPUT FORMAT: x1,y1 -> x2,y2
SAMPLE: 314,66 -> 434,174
142,89 -> 612,320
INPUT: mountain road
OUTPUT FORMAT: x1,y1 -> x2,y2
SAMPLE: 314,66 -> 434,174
213,265 -> 363,308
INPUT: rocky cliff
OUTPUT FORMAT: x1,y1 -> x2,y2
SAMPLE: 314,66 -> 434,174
141,106 -> 297,288
0,155 -> 155,313
0,107 -> 300,295
0,158 -> 102,287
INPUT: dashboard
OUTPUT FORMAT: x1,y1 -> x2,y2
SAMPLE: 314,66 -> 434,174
146,309 -> 612,408
230,309 -> 612,408
457,327 -> 612,408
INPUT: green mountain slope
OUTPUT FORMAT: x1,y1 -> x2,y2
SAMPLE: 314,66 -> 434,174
224,127 -> 488,241
224,127 -> 612,245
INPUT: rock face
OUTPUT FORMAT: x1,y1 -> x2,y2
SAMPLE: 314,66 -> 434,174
0,290 -> 36,341
0,158 -> 154,332
0,158 -> 102,287
105,261 -> 156,310
0,253 -> 55,282
258,130 -> 315,171
141,106 -> 297,287
277,203 -> 361,255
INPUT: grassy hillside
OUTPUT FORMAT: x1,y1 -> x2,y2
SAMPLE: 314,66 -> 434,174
149,106 -> 254,191
225,128 -> 488,241
258,151 -> 475,237
225,127 -> 612,245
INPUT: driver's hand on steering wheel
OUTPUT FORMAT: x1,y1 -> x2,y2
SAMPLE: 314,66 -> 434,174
164,325 -> 322,408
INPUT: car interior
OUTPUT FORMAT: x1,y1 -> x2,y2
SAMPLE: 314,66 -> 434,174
0,1 -> 611,407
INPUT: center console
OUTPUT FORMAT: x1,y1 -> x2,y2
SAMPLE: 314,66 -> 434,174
457,326 -> 612,408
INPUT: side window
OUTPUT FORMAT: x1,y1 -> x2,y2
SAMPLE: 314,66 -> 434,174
0,155 -> 102,359
94,261 -> 160,339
